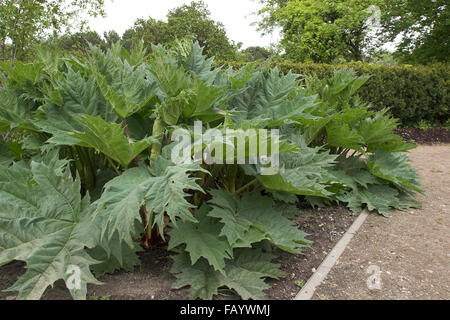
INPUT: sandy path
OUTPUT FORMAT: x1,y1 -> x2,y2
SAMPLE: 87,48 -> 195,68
313,145 -> 450,300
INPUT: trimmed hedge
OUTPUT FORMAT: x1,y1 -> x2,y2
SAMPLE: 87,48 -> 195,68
214,61 -> 449,126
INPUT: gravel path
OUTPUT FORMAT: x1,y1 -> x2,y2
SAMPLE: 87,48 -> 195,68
312,145 -> 450,300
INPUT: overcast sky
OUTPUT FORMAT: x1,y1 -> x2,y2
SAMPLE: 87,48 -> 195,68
88,0 -> 280,49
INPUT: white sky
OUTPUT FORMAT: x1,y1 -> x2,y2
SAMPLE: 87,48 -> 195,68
88,0 -> 280,49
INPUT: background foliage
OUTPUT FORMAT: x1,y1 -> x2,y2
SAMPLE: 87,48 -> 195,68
0,0 -> 105,64
257,0 -> 376,63
379,0 -> 449,64
215,60 -> 450,126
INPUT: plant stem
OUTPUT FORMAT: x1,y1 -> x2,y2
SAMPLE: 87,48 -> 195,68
167,247 -> 183,254
122,118 -> 140,166
108,158 -> 121,176
150,117 -> 165,163
233,178 -> 258,197
146,209 -> 154,245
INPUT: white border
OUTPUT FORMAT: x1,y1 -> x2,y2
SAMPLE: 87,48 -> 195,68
294,210 -> 370,300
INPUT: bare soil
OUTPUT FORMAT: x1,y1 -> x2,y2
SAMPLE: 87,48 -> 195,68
395,127 -> 450,145
312,145 -> 450,300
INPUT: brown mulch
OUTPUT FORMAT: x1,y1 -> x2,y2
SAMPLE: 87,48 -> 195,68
394,127 -> 450,145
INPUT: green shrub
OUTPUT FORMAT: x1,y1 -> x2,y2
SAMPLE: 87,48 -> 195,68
0,42 -> 421,300
215,61 -> 449,126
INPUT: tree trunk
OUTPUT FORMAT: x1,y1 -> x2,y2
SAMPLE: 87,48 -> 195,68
1,40 -> 5,62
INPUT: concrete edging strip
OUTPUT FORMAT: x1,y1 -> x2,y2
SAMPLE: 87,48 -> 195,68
294,210 -> 370,300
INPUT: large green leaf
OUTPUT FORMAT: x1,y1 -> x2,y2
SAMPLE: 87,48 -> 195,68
0,142 -> 14,166
207,189 -> 255,247
339,184 -> 420,217
94,160 -> 205,246
0,89 -> 38,131
93,167 -> 150,247
88,231 -> 142,277
0,61 -> 43,92
178,41 -> 220,85
70,115 -> 157,166
36,69 -> 120,145
159,90 -> 192,126
183,77 -> 227,118
266,93 -> 319,128
171,253 -> 222,300
358,113 -> 415,152
326,119 -> 364,152
58,68 -> 119,123
251,68 -> 299,117
171,248 -> 285,300
0,158 -> 101,300
245,147 -> 337,198
231,67 -> 299,122
207,190 -> 310,254
169,205 -> 233,273
90,49 -> 158,118
149,46 -> 191,98
330,156 -> 380,191
367,151 -> 422,194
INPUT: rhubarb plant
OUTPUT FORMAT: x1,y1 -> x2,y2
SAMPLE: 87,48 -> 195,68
0,41 -> 421,300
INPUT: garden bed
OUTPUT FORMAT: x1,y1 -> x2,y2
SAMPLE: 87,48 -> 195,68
394,127 -> 450,145
0,206 -> 357,300
0,42 -> 423,301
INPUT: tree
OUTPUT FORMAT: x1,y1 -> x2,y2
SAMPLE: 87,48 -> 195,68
122,17 -> 171,52
53,31 -> 107,55
379,0 -> 449,64
104,30 -> 121,48
257,0 -> 377,63
122,1 -> 237,60
239,46 -> 272,61
0,0 -> 105,64
165,1 -> 237,59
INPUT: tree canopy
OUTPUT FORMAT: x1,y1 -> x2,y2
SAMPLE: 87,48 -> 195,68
379,0 -> 449,64
257,0 -> 375,63
258,0 -> 449,64
0,0 -> 105,64
122,1 -> 238,60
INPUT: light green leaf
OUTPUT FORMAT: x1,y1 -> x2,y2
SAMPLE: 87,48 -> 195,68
93,167 -> 150,247
0,89 -> 37,131
326,119 -> 364,152
246,148 -> 337,198
36,69 -> 119,145
208,190 -> 310,254
358,113 -> 416,152
71,115 -> 157,166
88,231 -> 142,277
171,248 -> 285,300
91,58 -> 157,118
207,189 -> 255,247
0,143 -> 14,166
171,253 -> 222,300
367,151 -> 422,194
339,184 -> 416,217
0,159 -> 101,300
95,161 -> 206,246
168,205 -> 232,273
178,41 -> 220,85
183,77 -> 226,118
